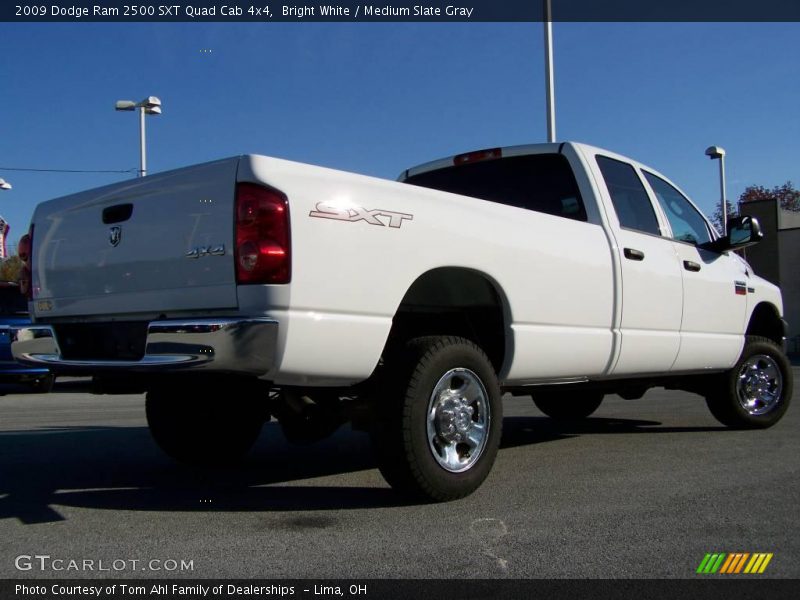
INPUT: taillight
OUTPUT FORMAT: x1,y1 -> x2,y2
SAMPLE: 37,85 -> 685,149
235,183 -> 291,284
453,148 -> 502,166
18,227 -> 33,299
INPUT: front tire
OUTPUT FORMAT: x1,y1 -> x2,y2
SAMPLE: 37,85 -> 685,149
146,377 -> 266,465
371,336 -> 502,502
705,336 -> 793,429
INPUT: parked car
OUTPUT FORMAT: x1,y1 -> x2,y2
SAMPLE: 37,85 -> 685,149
0,282 -> 53,392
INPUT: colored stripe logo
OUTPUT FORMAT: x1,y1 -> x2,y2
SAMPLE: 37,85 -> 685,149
697,553 -> 773,574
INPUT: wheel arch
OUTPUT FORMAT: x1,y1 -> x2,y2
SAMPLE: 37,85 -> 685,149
386,267 -> 512,374
746,302 -> 785,346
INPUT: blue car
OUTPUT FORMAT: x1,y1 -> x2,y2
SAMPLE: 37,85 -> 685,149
0,282 -> 54,393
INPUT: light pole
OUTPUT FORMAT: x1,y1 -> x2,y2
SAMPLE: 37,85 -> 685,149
115,96 -> 162,177
543,0 -> 556,143
705,146 -> 727,235
0,178 -> 11,191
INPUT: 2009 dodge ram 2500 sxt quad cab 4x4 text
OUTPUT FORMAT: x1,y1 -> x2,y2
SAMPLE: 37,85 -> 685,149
12,142 -> 793,501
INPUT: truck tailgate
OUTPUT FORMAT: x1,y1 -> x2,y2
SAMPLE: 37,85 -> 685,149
31,158 -> 240,318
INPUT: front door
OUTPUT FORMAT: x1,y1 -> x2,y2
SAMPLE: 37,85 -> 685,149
642,171 -> 747,371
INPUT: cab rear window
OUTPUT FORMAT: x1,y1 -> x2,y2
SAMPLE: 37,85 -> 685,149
404,154 -> 587,222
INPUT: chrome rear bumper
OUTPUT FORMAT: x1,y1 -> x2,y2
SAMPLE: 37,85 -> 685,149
11,318 -> 278,376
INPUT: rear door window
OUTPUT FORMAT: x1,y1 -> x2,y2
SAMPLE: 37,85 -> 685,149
596,156 -> 661,236
404,153 -> 587,222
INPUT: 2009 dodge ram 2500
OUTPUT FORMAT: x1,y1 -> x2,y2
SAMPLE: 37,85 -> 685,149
12,142 -> 793,501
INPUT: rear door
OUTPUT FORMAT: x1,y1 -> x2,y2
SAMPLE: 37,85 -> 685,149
31,158 -> 240,318
593,156 -> 684,375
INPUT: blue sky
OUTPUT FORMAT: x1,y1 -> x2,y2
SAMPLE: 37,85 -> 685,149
0,22 -> 798,249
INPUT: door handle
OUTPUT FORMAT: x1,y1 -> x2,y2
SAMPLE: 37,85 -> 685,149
683,260 -> 701,272
624,248 -> 645,261
102,203 -> 133,224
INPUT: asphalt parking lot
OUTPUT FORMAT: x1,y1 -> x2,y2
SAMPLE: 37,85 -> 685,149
1,371 -> 798,580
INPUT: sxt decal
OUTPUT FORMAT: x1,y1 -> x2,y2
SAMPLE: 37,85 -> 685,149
309,202 -> 413,229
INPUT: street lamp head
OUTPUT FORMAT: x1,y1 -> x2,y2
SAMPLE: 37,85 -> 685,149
116,98 -> 161,114
705,145 -> 726,160
115,94 -> 161,178
0,178 -> 11,191
115,100 -> 136,111
141,96 -> 161,109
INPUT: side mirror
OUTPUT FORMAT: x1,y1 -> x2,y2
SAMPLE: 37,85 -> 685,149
702,215 -> 763,253
726,215 -> 763,249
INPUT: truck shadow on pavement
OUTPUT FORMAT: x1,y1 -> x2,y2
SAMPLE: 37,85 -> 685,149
0,422 -> 393,524
0,414 -> 726,524
500,415 -> 727,449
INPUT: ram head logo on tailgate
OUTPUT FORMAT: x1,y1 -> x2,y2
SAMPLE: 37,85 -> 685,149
108,226 -> 122,247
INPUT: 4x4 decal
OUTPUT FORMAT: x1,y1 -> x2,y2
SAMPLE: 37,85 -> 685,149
309,202 -> 413,229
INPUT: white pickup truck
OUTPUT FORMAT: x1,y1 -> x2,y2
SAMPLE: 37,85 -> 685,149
12,142 -> 793,501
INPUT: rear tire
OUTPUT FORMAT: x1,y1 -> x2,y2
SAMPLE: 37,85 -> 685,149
705,336 -> 793,429
146,377 -> 266,465
371,336 -> 502,502
533,391 -> 604,420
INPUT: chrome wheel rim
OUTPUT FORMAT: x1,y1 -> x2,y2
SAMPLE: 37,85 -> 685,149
736,354 -> 783,416
426,368 -> 490,473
